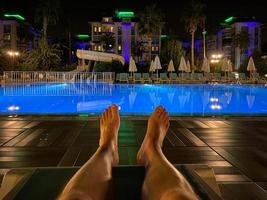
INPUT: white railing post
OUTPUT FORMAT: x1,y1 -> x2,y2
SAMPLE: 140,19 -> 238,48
2,71 -> 115,84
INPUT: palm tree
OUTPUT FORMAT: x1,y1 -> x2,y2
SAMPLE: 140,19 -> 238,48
181,0 -> 205,71
161,38 -> 185,69
25,39 -> 62,70
138,5 -> 164,61
35,0 -> 60,40
101,32 -> 116,52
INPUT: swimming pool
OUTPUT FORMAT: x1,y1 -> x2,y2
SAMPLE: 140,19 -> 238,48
1,83 -> 267,116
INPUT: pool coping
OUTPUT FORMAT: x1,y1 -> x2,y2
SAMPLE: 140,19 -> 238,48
1,115 -> 267,121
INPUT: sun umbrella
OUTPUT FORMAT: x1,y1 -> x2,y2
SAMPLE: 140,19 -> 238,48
247,57 -> 256,79
227,60 -> 233,72
221,58 -> 228,72
129,56 -> 137,77
154,55 -> 162,79
201,57 -> 210,73
221,58 -> 232,79
186,60 -> 191,73
167,60 -> 175,73
149,60 -> 155,73
179,56 -> 187,72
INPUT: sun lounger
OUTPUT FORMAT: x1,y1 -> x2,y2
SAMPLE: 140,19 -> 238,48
204,73 -> 212,82
214,73 -> 222,82
169,73 -> 179,83
238,73 -> 246,80
133,73 -> 142,83
3,165 -> 223,200
228,73 -> 236,82
179,73 -> 190,82
159,73 -> 170,83
190,73 -> 204,83
119,73 -> 128,83
142,73 -> 152,83
251,72 -> 266,84
116,73 -> 120,82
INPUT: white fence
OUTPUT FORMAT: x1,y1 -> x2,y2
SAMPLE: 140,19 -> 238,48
3,71 -> 115,84
3,82 -> 114,96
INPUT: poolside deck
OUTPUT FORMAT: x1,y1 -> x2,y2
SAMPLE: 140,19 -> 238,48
0,116 -> 267,199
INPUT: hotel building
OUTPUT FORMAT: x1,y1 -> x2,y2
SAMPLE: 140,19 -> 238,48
89,11 -> 161,62
206,17 -> 262,69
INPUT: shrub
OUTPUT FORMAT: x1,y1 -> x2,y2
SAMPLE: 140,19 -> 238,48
93,61 -> 125,73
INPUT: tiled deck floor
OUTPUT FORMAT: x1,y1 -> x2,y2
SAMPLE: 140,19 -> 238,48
1,117 -> 267,199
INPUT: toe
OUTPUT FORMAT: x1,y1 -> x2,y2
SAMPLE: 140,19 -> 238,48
108,106 -> 112,117
160,109 -> 167,119
104,108 -> 108,119
155,106 -> 164,116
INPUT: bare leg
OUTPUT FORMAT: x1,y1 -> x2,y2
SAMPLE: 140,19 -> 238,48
137,106 -> 198,200
58,105 -> 120,200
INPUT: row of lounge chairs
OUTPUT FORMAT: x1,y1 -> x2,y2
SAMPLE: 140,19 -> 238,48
116,72 -> 266,84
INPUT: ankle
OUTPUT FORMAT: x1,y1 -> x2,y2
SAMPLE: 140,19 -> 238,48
143,140 -> 163,162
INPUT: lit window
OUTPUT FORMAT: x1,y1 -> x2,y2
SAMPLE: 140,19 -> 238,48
94,46 -> 97,51
98,27 -> 102,32
110,26 -> 114,32
152,46 -> 155,51
155,46 -> 159,51
94,26 -> 97,32
118,45 -> 122,51
98,46 -> 101,51
103,18 -> 109,22
3,34 -> 11,41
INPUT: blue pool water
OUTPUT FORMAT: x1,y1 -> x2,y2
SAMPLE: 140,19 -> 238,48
1,83 -> 267,116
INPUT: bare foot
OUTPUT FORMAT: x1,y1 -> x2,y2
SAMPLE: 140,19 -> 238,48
99,104 -> 120,165
137,106 -> 170,165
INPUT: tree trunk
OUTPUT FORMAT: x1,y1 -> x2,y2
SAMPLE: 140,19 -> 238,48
43,16 -> 48,40
191,31 -> 195,72
148,36 -> 152,61
68,31 -> 72,64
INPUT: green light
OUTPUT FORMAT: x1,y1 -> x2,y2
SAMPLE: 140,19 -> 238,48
77,34 -> 90,39
116,11 -> 135,18
224,16 -> 234,23
4,14 -> 25,21
160,35 -> 167,39
202,31 -> 207,35
79,114 -> 89,117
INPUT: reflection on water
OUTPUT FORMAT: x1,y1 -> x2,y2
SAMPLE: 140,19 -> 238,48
1,83 -> 267,115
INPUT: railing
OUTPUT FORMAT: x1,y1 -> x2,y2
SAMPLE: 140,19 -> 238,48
3,82 -> 114,96
3,71 -> 115,84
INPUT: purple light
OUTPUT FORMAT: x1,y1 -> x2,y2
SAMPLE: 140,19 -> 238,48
122,23 -> 131,62
241,22 -> 260,28
74,42 -> 88,50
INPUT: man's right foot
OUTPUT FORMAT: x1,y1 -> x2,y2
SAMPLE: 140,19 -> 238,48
99,104 -> 120,165
137,106 -> 170,165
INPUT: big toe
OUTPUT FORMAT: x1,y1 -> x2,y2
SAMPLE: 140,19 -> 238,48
111,104 -> 118,112
154,106 -> 165,116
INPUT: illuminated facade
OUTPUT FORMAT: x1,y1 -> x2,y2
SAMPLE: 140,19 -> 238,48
89,12 -> 161,62
0,15 -> 40,51
207,17 -> 262,69
0,20 -> 19,50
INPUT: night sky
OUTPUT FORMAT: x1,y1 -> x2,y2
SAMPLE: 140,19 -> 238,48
1,0 -> 267,38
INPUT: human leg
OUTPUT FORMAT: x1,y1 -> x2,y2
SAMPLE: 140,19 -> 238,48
137,106 -> 198,200
58,105 -> 120,200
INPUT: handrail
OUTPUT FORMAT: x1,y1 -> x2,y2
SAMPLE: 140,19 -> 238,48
3,71 -> 115,84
